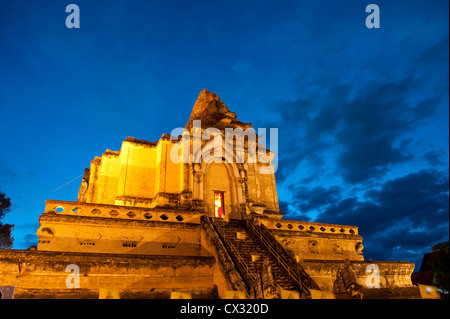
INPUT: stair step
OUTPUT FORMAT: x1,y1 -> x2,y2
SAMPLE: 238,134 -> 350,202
211,219 -> 316,293
214,221 -> 302,289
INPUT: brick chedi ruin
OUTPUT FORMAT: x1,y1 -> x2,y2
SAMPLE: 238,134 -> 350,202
0,89 -> 421,299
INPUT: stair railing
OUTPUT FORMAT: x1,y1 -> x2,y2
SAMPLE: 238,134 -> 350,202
201,216 -> 252,296
209,218 -> 256,293
246,219 -> 314,297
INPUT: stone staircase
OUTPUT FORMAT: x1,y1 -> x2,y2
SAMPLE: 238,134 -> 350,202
211,218 -> 301,291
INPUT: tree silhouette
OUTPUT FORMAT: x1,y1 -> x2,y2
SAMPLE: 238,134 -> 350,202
0,191 -> 14,249
428,242 -> 449,296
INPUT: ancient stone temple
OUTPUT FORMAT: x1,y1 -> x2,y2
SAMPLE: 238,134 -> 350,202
0,89 -> 421,299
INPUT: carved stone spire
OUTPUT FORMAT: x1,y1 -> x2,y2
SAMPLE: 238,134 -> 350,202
185,88 -> 252,131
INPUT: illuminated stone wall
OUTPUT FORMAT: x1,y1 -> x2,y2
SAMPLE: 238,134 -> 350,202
37,200 -> 206,256
76,133 -> 281,220
259,218 -> 364,261
0,249 -> 217,299
300,260 -> 416,293
83,137 -> 177,206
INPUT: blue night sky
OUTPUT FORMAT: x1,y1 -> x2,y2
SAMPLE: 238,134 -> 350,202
0,0 -> 448,269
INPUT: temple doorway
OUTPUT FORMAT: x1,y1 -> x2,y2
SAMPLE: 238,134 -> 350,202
214,191 -> 225,218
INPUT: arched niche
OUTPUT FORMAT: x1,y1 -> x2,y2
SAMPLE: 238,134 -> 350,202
193,149 -> 245,219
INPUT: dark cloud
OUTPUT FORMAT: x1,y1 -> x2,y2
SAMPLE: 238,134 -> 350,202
280,200 -> 312,222
320,170 -> 448,232
21,233 -> 38,249
336,88 -> 438,183
0,160 -> 35,186
364,222 -> 449,267
423,150 -> 446,167
271,78 -> 440,185
286,169 -> 449,264
374,224 -> 448,253
0,161 -> 19,185
265,23 -> 448,185
417,35 -> 449,67
290,185 -> 341,213
366,170 -> 449,242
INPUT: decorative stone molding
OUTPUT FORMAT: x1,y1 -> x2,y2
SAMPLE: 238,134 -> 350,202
333,259 -> 363,298
356,242 -> 364,254
252,258 -> 282,299
300,260 -> 415,292
249,203 -> 266,215
259,217 -> 359,236
43,200 -> 203,224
